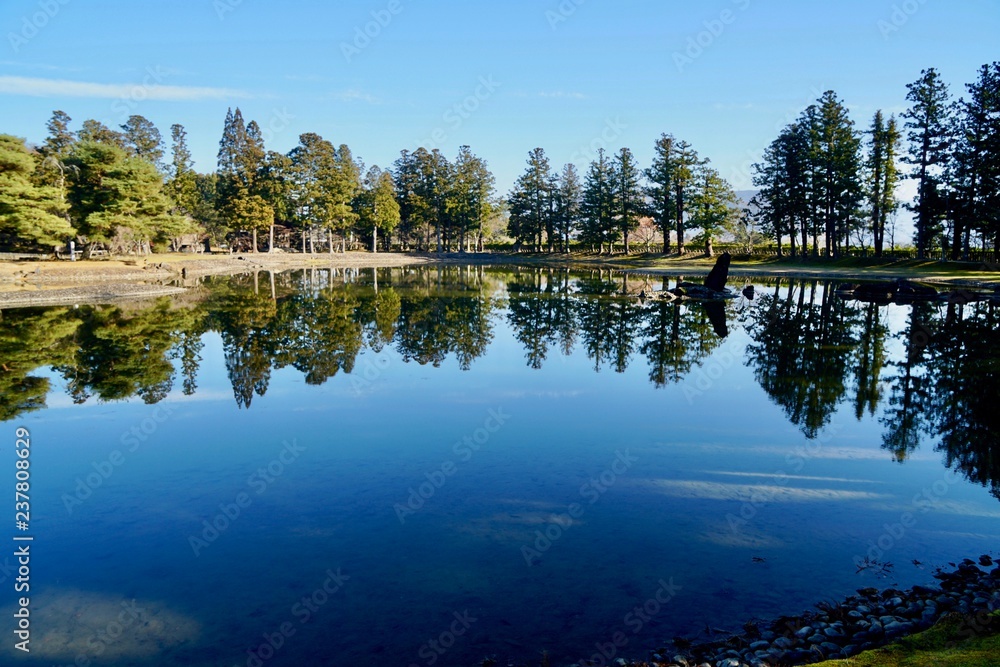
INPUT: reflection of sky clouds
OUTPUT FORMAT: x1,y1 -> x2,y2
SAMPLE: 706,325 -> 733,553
706,471 -> 883,485
699,525 -> 786,549
671,442 -> 938,463
641,479 -> 888,503
868,498 -> 1000,519
0,589 -> 200,662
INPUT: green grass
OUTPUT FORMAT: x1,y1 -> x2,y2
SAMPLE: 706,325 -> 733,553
811,612 -> 1000,667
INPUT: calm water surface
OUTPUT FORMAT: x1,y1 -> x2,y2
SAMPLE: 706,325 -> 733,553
3,266 -> 998,666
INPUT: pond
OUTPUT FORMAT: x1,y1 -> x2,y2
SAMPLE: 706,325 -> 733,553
2,266 -> 998,666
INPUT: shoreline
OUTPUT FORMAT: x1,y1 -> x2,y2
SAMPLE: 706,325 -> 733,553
1,251 -> 998,308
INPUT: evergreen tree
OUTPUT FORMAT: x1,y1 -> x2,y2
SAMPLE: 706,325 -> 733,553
0,134 -> 74,250
356,166 -> 400,252
813,91 -> 863,257
393,150 -> 430,250
670,140 -> 701,253
865,112 -> 901,257
689,164 -> 739,256
507,148 -> 552,251
902,68 -> 953,258
41,110 -> 75,159
752,123 -> 811,257
579,148 -> 616,252
612,147 -> 643,254
120,115 -> 164,167
645,134 -> 676,254
77,119 -> 125,148
37,110 -> 75,190
448,146 -> 495,252
553,163 -> 582,253
950,62 -> 1000,257
168,124 -> 200,221
66,140 -> 191,255
216,109 -> 273,252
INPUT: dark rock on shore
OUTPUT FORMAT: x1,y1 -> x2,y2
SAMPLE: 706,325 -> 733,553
619,556 -> 1000,667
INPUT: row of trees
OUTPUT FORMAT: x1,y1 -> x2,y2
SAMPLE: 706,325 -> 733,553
4,107 -> 743,257
1,108 -> 502,255
3,63 -> 996,258
753,63 -> 1000,259
506,138 -> 741,255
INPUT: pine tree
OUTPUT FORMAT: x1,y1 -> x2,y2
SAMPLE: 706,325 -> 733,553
507,148 -> 552,251
752,123 -> 811,257
902,68 -> 953,258
951,62 -> 1000,257
689,164 -> 739,256
168,124 -> 199,220
866,111 -> 901,257
0,134 -> 73,250
613,147 -> 643,254
813,91 -> 863,257
77,119 -> 125,148
356,166 -> 400,252
553,163 -> 582,253
120,115 -> 164,167
37,110 -> 75,191
66,140 -> 191,254
670,140 -> 701,254
645,134 -> 676,254
580,148 -> 616,253
216,109 -> 273,252
448,146 -> 495,252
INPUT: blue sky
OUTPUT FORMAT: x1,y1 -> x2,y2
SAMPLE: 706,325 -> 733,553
2,0 -> 998,237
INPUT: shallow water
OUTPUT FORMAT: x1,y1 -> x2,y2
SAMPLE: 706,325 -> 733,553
3,266 -> 998,666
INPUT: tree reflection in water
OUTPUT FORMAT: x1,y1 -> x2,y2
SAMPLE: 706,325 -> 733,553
1,266 -> 997,497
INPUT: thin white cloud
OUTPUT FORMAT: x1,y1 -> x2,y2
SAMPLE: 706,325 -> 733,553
334,88 -> 380,104
0,60 -> 87,73
0,75 -> 251,101
538,91 -> 587,99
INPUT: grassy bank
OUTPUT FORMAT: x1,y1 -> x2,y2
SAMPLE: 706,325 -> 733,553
813,611 -> 1000,667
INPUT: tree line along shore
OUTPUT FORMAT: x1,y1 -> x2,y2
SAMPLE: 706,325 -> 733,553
1,63 -> 997,264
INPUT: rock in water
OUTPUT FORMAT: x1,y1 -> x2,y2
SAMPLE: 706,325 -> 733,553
704,252 -> 731,292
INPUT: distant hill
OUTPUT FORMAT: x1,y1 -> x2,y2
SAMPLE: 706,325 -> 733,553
734,189 -> 759,207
